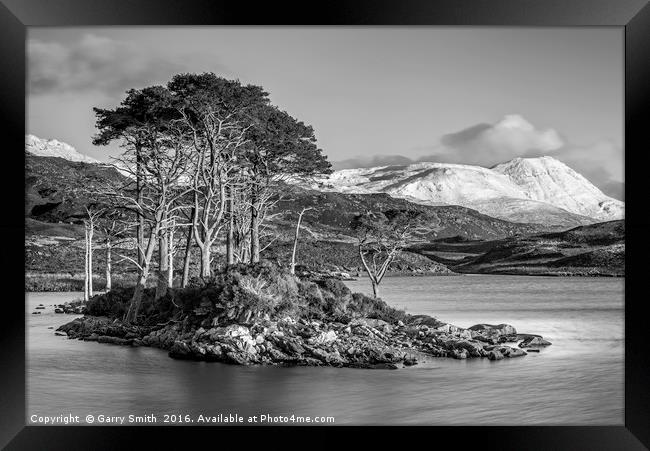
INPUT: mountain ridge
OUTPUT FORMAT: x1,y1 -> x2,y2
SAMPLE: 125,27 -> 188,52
26,134 -> 100,164
301,156 -> 623,227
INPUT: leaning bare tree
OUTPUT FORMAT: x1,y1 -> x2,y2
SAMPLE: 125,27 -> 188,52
351,210 -> 423,298
290,207 -> 313,275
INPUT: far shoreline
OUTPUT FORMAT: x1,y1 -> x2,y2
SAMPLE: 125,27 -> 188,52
25,269 -> 624,293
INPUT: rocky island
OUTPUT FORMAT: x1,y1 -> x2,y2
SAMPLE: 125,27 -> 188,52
57,262 -> 551,369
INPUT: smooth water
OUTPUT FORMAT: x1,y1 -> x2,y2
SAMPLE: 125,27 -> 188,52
27,275 -> 624,425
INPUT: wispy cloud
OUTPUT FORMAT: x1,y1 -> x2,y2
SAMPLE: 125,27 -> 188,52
28,34 -> 221,96
437,114 -> 565,167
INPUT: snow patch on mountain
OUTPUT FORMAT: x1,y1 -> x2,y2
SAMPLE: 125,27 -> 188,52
26,134 -> 100,164
306,156 -> 623,227
492,156 -> 624,221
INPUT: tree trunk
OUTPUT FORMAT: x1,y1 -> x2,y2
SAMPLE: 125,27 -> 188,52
181,220 -> 193,288
84,225 -> 89,302
88,221 -> 94,297
358,244 -> 380,298
226,186 -> 234,265
105,238 -> 112,291
250,191 -> 260,263
167,226 -> 174,288
126,228 -> 157,324
155,218 -> 169,300
290,208 -> 309,275
136,145 -> 145,268
200,244 -> 211,279
127,272 -> 147,323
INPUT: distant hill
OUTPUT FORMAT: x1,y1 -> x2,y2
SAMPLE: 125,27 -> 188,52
26,153 -> 126,224
411,220 -> 624,277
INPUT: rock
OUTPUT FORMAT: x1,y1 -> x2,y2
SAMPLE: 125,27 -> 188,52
169,341 -> 192,359
97,335 -> 131,346
54,331 -> 66,336
350,318 -> 389,329
450,349 -> 468,359
518,336 -> 552,348
273,337 -> 305,355
309,330 -> 337,345
408,315 -> 445,328
502,347 -> 527,357
224,351 -> 251,365
469,324 -> 517,339
83,333 -> 99,341
223,325 -> 250,338
403,356 -> 418,366
279,316 -> 296,325
487,350 -> 505,360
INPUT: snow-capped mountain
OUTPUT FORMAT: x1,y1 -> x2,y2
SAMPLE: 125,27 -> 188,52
25,134 -> 99,164
492,156 -> 624,222
305,157 -> 624,227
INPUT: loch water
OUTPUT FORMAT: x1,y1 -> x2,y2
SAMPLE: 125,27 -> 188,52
27,275 -> 623,425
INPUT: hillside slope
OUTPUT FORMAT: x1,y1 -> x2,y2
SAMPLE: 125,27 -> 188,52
411,220 -> 624,277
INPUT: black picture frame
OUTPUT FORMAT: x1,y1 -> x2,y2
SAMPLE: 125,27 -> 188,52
1,1 -> 648,449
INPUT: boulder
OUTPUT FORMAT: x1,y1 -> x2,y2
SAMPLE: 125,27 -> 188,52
223,325 -> 250,338
469,324 -> 517,337
309,330 -> 338,345
518,336 -> 552,348
487,350 -> 504,360
450,348 -> 468,359
502,347 -> 527,357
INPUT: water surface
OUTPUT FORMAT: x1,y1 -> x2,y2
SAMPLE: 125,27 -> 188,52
27,275 -> 624,425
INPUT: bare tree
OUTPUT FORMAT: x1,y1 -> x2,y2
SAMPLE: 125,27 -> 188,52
83,206 -> 103,301
290,207 -> 313,275
96,213 -> 130,292
351,210 -> 423,298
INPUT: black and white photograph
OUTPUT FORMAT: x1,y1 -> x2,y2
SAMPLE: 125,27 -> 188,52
24,26 -> 626,427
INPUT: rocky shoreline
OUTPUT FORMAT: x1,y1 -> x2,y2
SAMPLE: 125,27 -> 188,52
57,315 -> 551,369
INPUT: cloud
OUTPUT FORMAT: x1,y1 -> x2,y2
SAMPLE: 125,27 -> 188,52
28,34 -> 204,95
438,114 -> 565,167
551,139 -> 624,200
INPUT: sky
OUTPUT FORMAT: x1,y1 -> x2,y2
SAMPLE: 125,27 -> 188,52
27,27 -> 624,199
